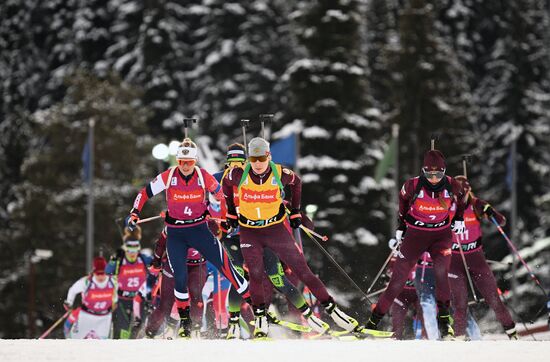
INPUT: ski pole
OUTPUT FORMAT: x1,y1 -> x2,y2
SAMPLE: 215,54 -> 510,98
490,216 -> 548,297
456,241 -> 480,303
241,119 -> 249,153
137,212 -> 166,225
366,249 -> 394,294
38,310 -> 71,339
366,287 -> 387,299
259,114 -> 274,140
183,118 -> 197,139
300,226 -> 373,305
298,225 -> 328,241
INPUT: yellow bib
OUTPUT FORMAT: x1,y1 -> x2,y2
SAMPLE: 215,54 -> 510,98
238,164 -> 285,228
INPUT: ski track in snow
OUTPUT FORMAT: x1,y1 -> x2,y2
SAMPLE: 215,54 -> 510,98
1,339 -> 550,362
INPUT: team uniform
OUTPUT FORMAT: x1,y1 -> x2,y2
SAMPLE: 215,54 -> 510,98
449,178 -> 516,339
222,137 -> 360,338
139,230 -> 207,338
129,154 -> 249,337
106,251 -> 151,338
215,156 -> 322,339
367,150 -> 465,339
65,272 -> 117,339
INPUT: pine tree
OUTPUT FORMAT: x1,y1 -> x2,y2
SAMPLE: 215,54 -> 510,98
187,0 -> 294,149
4,71 -> 155,337
385,0 -> 472,179
285,0 -> 390,294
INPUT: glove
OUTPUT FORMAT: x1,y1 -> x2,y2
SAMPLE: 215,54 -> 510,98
149,258 -> 162,276
388,238 -> 400,250
226,214 -> 239,229
452,220 -> 466,234
289,209 -> 302,229
63,301 -> 72,311
126,211 -> 140,231
483,204 -> 495,217
395,229 -> 404,244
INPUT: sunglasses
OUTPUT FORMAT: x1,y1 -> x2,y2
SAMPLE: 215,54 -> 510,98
249,155 -> 268,163
178,159 -> 196,166
422,168 -> 445,179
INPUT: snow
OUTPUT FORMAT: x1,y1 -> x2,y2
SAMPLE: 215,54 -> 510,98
1,339 -> 549,362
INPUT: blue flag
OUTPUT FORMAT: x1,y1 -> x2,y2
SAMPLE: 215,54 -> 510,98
82,140 -> 90,183
271,133 -> 297,167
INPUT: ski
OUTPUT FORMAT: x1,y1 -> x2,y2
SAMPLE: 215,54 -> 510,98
311,328 -> 394,340
250,312 -> 313,333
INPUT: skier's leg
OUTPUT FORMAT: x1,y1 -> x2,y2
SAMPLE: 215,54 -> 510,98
145,270 -> 175,337
188,263 -> 208,330
449,253 -> 468,337
166,227 -> 192,338
470,250 -> 515,336
187,223 -> 248,298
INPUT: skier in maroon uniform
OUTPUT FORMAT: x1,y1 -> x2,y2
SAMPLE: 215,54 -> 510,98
450,175 -> 517,339
140,228 -> 207,338
222,137 -> 361,338
365,149 -> 466,339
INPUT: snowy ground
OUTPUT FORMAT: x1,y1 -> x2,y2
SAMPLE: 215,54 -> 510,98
1,338 -> 550,362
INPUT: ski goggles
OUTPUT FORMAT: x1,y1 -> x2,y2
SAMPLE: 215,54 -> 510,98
249,155 -> 268,163
422,168 -> 445,179
178,159 -> 196,167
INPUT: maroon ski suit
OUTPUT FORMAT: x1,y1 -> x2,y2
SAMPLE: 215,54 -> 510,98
449,197 -> 514,336
374,175 -> 465,315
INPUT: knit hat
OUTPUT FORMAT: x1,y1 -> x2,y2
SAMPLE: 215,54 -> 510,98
226,143 -> 246,162
248,137 -> 270,157
93,257 -> 107,275
454,175 -> 471,193
176,138 -> 198,160
422,150 -> 446,172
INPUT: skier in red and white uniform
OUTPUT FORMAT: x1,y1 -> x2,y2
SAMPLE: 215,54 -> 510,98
127,138 -> 248,338
64,257 -> 117,339
365,149 -> 466,339
106,226 -> 152,339
449,175 -> 517,339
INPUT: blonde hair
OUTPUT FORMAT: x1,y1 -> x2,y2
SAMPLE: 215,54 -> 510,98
181,137 -> 197,149
123,225 -> 142,242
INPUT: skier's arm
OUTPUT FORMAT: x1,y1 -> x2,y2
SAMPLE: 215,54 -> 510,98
450,178 -> 466,221
65,277 -> 87,306
202,170 -> 224,201
281,168 -> 302,211
222,167 -> 242,216
397,180 -> 414,229
474,198 -> 506,226
130,169 -> 171,215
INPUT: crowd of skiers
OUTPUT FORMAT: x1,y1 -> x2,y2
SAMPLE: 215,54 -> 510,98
61,135 -> 547,340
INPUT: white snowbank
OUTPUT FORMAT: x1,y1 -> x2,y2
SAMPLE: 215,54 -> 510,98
1,339 -> 549,362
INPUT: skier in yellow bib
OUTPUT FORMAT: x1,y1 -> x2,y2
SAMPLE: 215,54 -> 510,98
222,137 -> 361,338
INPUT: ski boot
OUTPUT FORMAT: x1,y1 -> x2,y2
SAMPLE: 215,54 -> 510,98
227,312 -> 241,340
365,309 -> 385,331
437,312 -> 455,340
505,325 -> 519,340
253,305 -> 269,339
301,306 -> 330,335
323,300 -> 360,332
177,307 -> 192,339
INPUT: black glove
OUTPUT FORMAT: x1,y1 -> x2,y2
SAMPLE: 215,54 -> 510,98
289,209 -> 302,229
226,215 -> 239,229
483,204 -> 495,217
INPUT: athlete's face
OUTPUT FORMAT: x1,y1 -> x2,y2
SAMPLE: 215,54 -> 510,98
177,159 -> 196,175
249,154 -> 270,174
423,168 -> 445,185
125,250 -> 139,262
94,273 -> 107,283
228,161 -> 246,170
